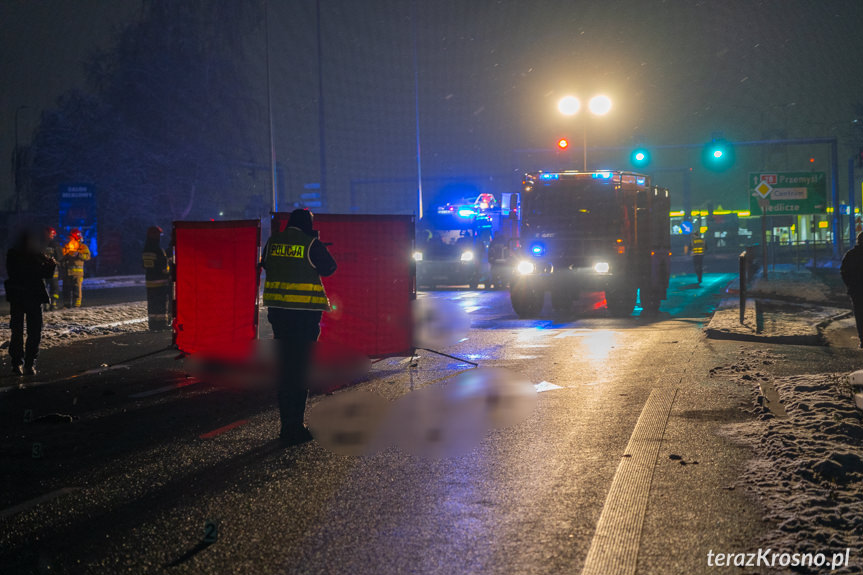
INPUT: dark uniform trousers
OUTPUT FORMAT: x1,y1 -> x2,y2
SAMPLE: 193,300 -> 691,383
268,307 -> 322,433
10,302 -> 43,367
693,255 -> 704,283
146,285 -> 171,330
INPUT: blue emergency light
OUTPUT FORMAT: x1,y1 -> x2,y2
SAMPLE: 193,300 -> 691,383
530,242 -> 546,257
592,171 -> 613,179
539,173 -> 559,180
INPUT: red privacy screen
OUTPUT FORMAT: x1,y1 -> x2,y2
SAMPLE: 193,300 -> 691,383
272,213 -> 415,358
173,220 -> 260,358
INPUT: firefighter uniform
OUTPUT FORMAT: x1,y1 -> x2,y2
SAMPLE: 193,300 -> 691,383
691,235 -> 705,284
62,230 -> 91,307
42,228 -> 62,310
262,210 -> 337,445
142,227 -> 171,331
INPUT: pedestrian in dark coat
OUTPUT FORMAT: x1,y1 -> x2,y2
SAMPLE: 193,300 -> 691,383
5,229 -> 56,375
840,232 -> 863,348
42,227 -> 62,310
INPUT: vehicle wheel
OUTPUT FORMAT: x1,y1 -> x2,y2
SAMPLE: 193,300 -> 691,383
605,284 -> 636,317
639,288 -> 661,315
510,279 -> 543,318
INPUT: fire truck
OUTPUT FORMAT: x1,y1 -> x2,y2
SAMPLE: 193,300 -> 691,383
509,170 -> 670,317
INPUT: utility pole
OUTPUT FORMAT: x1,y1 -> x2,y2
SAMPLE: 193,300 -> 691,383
265,0 -> 278,214
412,0 -> 423,220
13,105 -> 30,216
316,0 -> 327,201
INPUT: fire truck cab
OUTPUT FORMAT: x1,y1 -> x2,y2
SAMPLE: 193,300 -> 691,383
510,170 -> 670,317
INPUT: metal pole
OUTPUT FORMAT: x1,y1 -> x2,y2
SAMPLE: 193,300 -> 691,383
682,168 -> 692,221
264,0 -> 277,213
830,137 -> 840,258
582,122 -> 587,171
850,156 -> 857,247
13,105 -> 30,216
739,251 -> 746,324
316,0 -> 327,201
412,0 -> 423,220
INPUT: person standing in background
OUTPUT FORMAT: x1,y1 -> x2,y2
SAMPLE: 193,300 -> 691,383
42,227 -> 62,310
142,226 -> 171,331
62,228 -> 90,307
6,229 -> 56,375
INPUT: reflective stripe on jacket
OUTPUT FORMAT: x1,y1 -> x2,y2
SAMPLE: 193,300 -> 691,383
691,238 -> 705,255
262,227 -> 330,311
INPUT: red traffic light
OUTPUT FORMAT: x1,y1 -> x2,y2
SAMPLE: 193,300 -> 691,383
557,138 -> 569,149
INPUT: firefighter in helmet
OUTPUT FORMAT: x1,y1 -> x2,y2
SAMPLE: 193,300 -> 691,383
261,209 -> 337,446
42,227 -> 62,310
62,228 -> 91,307
691,232 -> 706,284
142,226 -> 171,330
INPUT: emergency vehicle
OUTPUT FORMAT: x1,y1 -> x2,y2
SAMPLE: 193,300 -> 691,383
510,170 -> 670,317
415,197 -> 494,289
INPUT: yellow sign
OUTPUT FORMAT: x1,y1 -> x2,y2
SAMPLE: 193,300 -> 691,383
270,243 -> 305,258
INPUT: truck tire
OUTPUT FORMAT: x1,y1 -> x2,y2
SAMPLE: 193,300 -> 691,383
605,284 -> 636,317
510,279 -> 543,318
639,288 -> 661,315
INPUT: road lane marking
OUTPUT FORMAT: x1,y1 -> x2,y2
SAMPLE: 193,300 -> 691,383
199,419 -> 249,439
534,381 -> 562,393
0,487 -> 80,520
581,387 -> 678,575
128,378 -> 201,399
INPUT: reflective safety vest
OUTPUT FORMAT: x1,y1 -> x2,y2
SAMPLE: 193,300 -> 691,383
142,248 -> 170,288
63,239 -> 91,277
262,227 -> 330,311
691,238 -> 705,255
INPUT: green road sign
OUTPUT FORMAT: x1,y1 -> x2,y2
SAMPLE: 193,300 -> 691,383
749,172 -> 826,215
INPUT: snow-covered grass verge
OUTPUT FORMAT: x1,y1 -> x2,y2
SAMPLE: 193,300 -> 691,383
0,302 -> 148,351
714,349 -> 863,574
750,266 -> 833,304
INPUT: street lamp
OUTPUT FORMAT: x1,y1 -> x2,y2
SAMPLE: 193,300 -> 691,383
556,94 -> 612,171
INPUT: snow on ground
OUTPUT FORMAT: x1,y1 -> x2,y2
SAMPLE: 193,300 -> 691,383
0,301 -> 148,351
750,265 -> 833,303
714,348 -> 863,574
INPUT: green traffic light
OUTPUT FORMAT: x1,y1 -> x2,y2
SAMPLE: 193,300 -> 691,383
703,139 -> 734,171
631,148 -> 651,167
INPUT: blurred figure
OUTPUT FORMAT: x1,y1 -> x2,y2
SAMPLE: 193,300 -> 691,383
691,232 -> 705,284
261,209 -> 337,445
142,226 -> 171,331
840,232 -> 863,348
62,228 -> 90,307
42,227 -> 62,310
5,229 -> 56,375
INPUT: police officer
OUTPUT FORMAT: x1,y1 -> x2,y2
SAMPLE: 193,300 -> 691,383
262,209 -> 337,445
62,228 -> 91,307
691,232 -> 706,284
42,227 -> 62,310
840,232 -> 863,348
142,226 -> 171,330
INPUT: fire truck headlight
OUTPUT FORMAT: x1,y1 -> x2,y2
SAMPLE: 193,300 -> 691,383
460,251 -> 475,262
413,251 -> 423,261
517,260 -> 536,275
593,262 -> 610,274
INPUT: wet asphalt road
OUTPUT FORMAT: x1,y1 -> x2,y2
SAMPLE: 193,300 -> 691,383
3,268 -> 856,575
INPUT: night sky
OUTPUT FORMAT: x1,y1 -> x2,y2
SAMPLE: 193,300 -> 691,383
3,0 -> 862,214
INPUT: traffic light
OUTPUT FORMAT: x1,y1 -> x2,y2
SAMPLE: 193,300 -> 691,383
630,147 -> 651,168
702,138 -> 734,171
